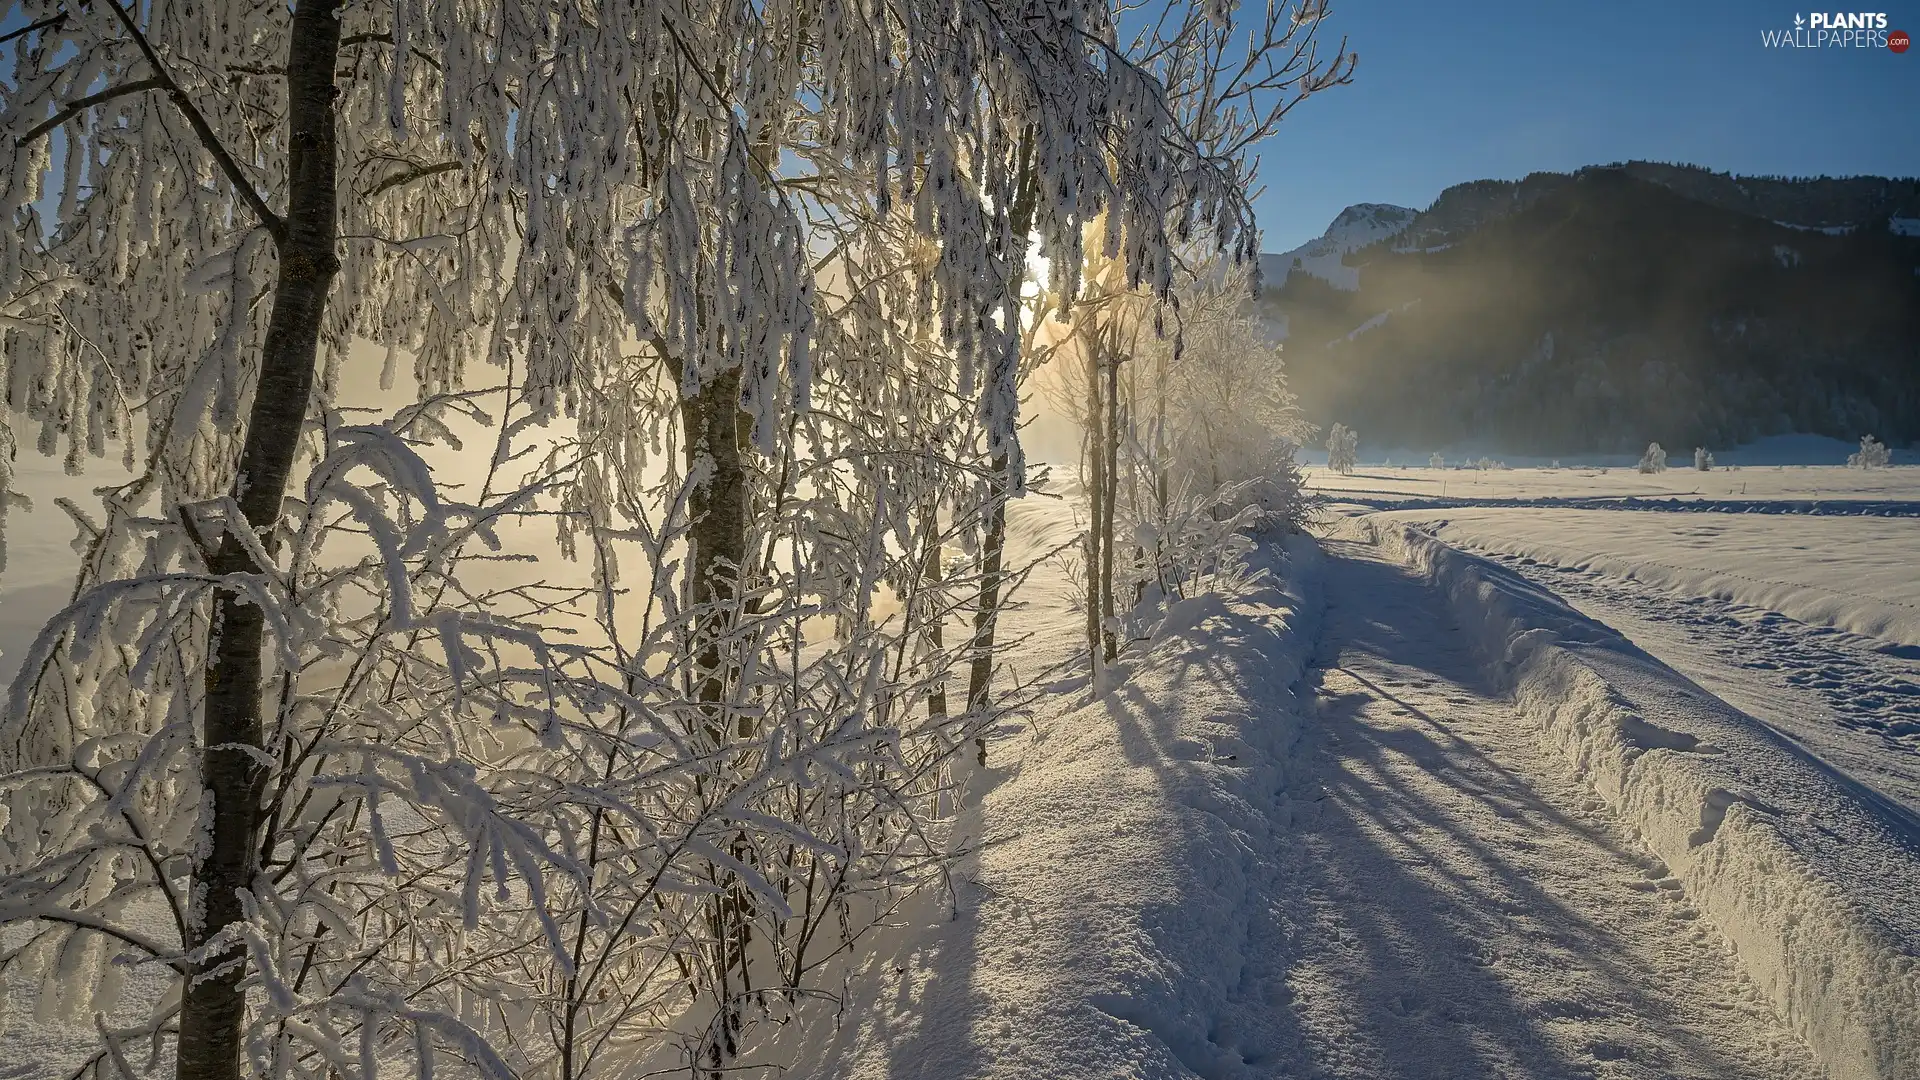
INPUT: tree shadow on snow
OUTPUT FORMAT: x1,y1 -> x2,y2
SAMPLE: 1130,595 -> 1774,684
1268,544 -> 1787,1079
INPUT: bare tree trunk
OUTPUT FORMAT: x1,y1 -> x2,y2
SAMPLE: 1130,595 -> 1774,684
967,477 -> 1009,715
681,369 -> 749,726
1101,330 -> 1120,663
679,367 -> 754,1075
965,137 -> 1038,715
1083,339 -> 1106,663
181,5 -> 341,1080
922,514 -> 948,721
1154,346 -> 1169,518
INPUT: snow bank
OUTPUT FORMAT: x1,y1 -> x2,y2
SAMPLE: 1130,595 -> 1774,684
1382,508 -> 1920,650
1366,519 -> 1920,1080
792,535 -> 1326,1079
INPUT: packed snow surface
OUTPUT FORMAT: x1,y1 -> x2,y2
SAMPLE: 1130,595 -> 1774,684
1369,520 -> 1920,1079
1290,534 -> 1823,1079
784,510 -> 1896,1080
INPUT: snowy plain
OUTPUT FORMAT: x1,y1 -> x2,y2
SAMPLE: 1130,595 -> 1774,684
6,445 -> 1919,1079
1297,456 -> 1920,822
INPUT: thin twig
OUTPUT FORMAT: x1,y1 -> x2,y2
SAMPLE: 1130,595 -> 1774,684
0,10 -> 67,45
17,78 -> 166,144
363,159 -> 462,198
100,0 -> 285,238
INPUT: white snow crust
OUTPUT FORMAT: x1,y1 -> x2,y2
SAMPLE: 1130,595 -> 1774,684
1369,518 -> 1920,1080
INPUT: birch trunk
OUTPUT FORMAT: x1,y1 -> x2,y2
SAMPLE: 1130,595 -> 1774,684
181,4 -> 341,1079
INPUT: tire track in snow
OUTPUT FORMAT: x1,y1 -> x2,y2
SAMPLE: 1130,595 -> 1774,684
1272,537 -> 1821,1080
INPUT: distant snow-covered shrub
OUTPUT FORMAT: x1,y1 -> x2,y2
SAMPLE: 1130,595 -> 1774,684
1326,423 -> 1358,475
1694,447 -> 1714,471
1849,435 -> 1891,469
1429,452 -> 1445,469
1638,442 -> 1669,473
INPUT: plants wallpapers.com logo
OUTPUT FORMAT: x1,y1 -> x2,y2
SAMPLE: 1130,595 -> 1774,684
1762,12 -> 1910,48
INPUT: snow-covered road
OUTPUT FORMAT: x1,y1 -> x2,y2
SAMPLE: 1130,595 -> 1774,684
1283,536 -> 1820,1078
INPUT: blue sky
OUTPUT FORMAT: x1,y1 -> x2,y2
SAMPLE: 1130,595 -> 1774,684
1251,0 -> 1919,252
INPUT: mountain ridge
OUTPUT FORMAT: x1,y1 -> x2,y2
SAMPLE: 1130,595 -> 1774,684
1256,162 -> 1920,453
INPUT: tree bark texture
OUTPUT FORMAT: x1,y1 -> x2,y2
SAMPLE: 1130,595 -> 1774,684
181,4 -> 341,1080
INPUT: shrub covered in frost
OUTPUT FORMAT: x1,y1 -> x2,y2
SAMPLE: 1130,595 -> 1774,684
1326,423 -> 1359,475
1849,435 -> 1892,469
1638,442 -> 1669,473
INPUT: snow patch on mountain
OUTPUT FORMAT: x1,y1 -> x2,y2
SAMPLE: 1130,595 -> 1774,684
1328,310 -> 1389,346
1263,203 -> 1417,291
1776,220 -> 1855,236
1324,298 -> 1422,348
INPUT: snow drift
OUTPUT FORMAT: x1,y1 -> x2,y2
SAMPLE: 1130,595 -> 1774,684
1365,519 -> 1920,1080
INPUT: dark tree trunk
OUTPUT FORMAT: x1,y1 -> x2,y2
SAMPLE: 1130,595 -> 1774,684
965,138 -> 1038,715
966,476 -> 1009,714
922,507 -> 948,721
680,367 -> 753,1074
1101,329 -> 1120,663
1084,344 -> 1105,662
680,369 -> 750,727
180,4 -> 341,1080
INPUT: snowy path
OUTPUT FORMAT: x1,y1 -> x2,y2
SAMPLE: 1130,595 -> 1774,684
1469,547 -> 1920,816
1277,536 -> 1822,1079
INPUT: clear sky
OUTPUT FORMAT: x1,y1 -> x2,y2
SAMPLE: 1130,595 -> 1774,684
1251,0 -> 1919,252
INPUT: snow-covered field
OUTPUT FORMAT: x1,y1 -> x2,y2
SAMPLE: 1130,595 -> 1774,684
1298,459 -> 1920,822
1303,434 -> 1919,481
8,454 -> 1918,1079
1365,509 -> 1920,645
1306,464 -> 1920,510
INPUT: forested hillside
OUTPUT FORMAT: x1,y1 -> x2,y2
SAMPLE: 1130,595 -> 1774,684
1260,164 -> 1920,453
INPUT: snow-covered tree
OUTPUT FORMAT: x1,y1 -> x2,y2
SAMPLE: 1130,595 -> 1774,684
1037,249 -> 1319,664
1849,435 -> 1892,469
1638,442 -> 1669,473
1429,452 -> 1445,469
1326,424 -> 1359,475
0,0 -> 1355,1077
1695,447 -> 1715,471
